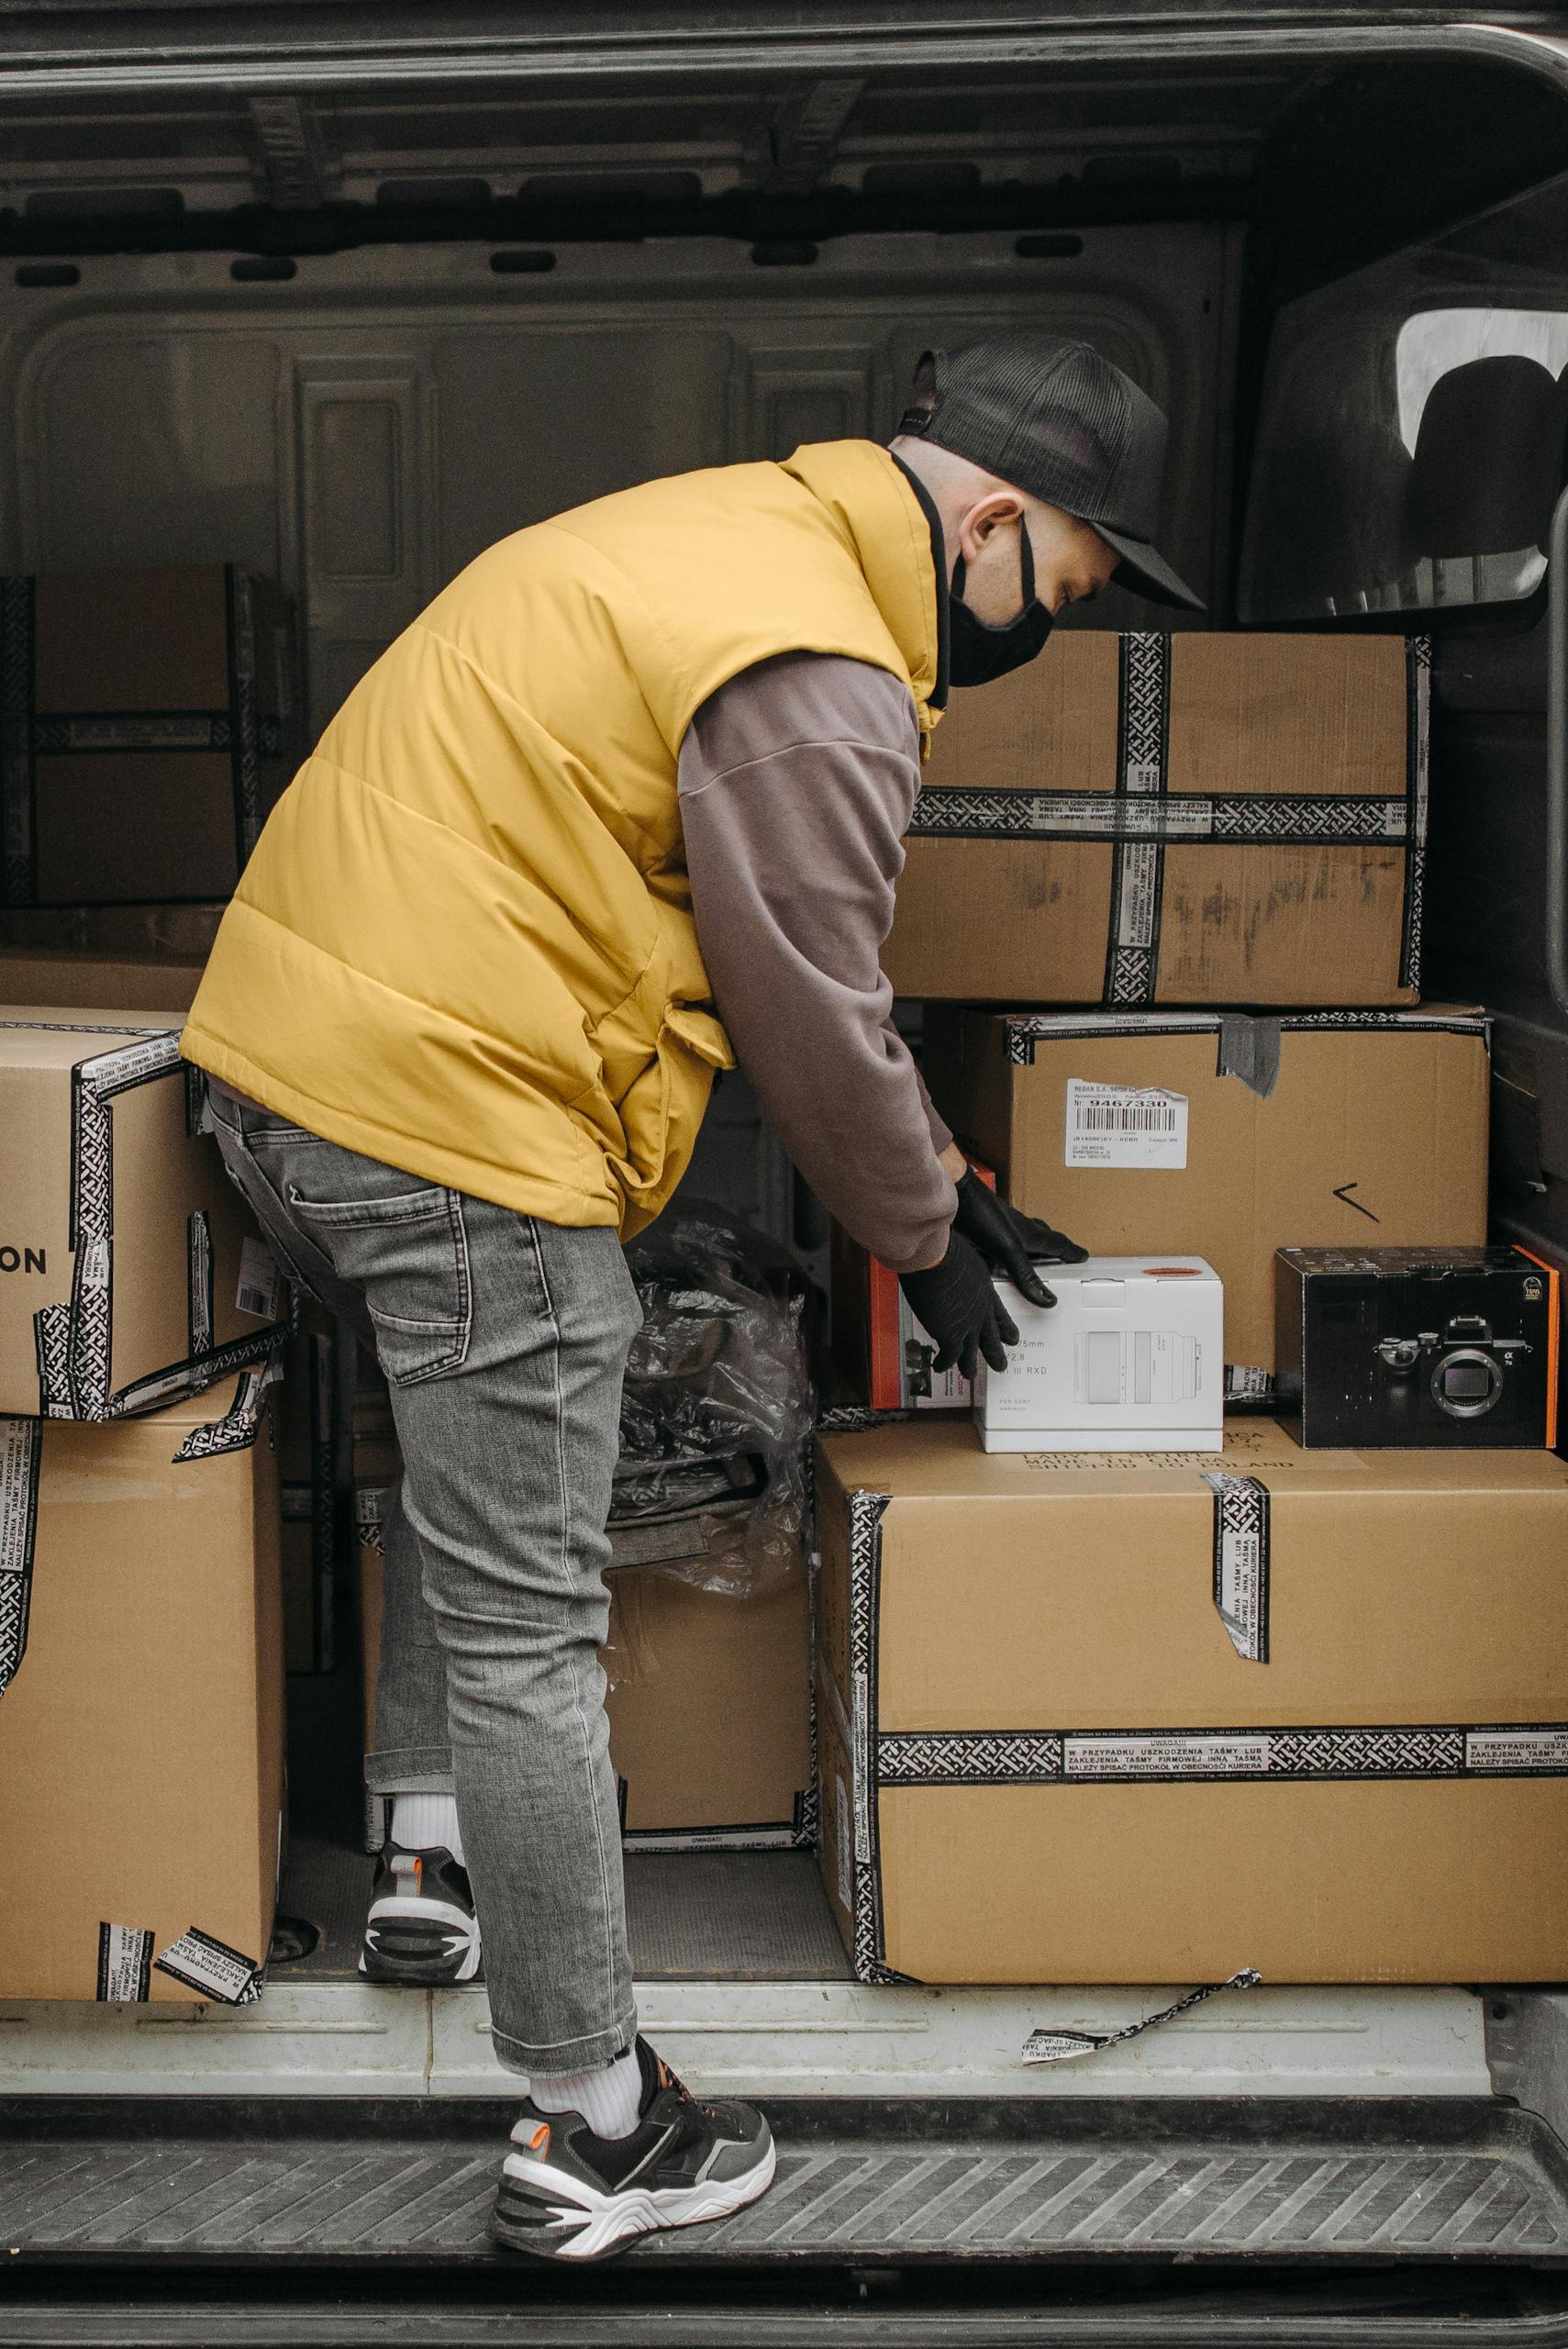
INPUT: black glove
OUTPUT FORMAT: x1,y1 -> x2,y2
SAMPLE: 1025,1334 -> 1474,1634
900,1230 -> 1019,1381
951,1169 -> 1086,1309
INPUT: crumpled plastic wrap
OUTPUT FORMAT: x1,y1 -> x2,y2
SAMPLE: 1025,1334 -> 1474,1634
611,1198 -> 813,1598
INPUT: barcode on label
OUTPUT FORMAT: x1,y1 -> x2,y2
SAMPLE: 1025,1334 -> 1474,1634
1078,1100 -> 1179,1133
1066,1080 -> 1188,1170
236,1236 -> 283,1320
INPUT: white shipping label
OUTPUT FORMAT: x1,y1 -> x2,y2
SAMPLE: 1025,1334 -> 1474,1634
236,1237 -> 284,1320
835,1776 -> 853,1909
1466,1729 -> 1568,1774
153,1926 -> 262,2004
96,1921 -> 154,2003
1065,1080 -> 1188,1169
1064,1732 -> 1272,1779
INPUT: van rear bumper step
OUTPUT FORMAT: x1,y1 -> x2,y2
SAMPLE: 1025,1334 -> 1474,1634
4,2096 -> 1568,2275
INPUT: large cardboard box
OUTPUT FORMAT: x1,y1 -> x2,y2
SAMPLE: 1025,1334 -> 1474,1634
357,1447 -> 812,1851
925,1007 -> 1489,1393
0,1375 -> 286,2002
0,1009 -> 291,1418
815,1418 -> 1568,1987
0,565 -> 297,908
0,945 -> 205,1012
886,632 -> 1429,1006
603,1555 -> 812,1849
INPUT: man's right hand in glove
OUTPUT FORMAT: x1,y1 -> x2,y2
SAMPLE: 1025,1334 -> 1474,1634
899,1230 -> 1019,1382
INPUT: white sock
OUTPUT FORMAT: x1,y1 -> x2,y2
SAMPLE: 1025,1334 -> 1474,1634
530,2043 -> 642,2140
391,1792 -> 464,1864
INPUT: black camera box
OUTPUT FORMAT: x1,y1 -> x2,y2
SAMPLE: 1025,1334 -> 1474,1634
1275,1245 -> 1559,1449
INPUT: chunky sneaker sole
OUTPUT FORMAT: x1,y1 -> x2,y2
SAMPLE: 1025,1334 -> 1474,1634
359,1842 -> 482,1987
491,2039 -> 776,2261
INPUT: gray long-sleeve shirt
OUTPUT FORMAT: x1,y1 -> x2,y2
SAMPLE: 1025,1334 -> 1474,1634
679,651 -> 956,1275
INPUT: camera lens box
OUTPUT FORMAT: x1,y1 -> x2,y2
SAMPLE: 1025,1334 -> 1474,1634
1275,1245 -> 1560,1449
974,1256 -> 1224,1453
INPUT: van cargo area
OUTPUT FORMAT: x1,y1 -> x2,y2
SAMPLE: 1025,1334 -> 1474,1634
6,5 -> 1568,2341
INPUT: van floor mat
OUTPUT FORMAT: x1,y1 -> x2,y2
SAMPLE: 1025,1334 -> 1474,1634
4,2098 -> 1568,2269
273,1840 -> 850,1984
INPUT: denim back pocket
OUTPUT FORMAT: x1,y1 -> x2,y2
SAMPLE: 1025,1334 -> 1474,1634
284,1176 -> 472,1386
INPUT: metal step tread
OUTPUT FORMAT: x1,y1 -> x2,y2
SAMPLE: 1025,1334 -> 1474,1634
5,2098 -> 1568,2268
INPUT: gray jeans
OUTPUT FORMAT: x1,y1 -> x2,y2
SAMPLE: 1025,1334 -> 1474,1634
208,1085 -> 643,2078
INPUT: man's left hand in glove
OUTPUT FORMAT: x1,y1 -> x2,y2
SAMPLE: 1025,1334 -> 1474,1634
943,1149 -> 1087,1311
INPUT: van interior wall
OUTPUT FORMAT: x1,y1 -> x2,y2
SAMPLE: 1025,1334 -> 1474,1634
0,219 -> 1232,1249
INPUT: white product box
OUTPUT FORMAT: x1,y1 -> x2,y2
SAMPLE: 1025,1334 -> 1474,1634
975,1256 -> 1224,1453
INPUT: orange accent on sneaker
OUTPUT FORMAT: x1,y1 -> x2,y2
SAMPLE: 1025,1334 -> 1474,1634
412,1856 -> 422,1894
528,2122 -> 550,2153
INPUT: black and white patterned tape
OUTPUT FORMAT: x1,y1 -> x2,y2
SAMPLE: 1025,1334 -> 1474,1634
1023,1969 -> 1262,2065
1400,638 -> 1431,992
876,1723 -> 1568,1786
912,788 -> 1416,847
845,1486 -> 895,1985
152,1924 -> 264,2005
1204,1471 -> 1270,1663
1000,1007 -> 1485,1069
0,1415 -> 42,1698
172,1358 -> 281,1464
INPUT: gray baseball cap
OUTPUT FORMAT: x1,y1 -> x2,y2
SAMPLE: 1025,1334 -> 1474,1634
897,333 -> 1205,611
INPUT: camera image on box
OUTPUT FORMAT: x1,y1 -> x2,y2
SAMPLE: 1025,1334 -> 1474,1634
1274,1244 -> 1561,1449
975,1256 -> 1224,1453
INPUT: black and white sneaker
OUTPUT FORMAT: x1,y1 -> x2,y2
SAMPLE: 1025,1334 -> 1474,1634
359,1842 -> 482,1986
492,2038 -> 775,2261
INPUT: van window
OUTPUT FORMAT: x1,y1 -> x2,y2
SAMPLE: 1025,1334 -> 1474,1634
1240,179 -> 1568,623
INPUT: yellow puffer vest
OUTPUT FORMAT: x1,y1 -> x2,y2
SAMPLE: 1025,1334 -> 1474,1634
181,440 -> 941,1235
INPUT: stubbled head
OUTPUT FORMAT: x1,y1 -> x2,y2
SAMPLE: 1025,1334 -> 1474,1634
891,433 -> 1118,626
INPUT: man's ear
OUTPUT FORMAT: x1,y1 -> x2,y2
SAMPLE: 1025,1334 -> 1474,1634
957,489 -> 1026,564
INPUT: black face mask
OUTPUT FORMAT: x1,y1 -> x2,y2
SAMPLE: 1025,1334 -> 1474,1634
949,518 -> 1054,686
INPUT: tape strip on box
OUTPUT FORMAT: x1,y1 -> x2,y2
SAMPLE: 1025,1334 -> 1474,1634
1104,632 -> 1169,1007
1204,1471 -> 1271,1663
153,1924 -> 264,2004
96,1922 -> 154,2003
1002,1006 -> 1486,1070
874,1723 -> 1568,1785
5,1018 -> 290,1420
0,1414 -> 41,1698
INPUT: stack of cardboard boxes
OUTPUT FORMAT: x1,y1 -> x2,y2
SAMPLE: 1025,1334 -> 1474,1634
824,629 -> 1568,1987
0,565 -> 304,2007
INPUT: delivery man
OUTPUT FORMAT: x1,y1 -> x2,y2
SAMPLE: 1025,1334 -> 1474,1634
182,332 -> 1201,2261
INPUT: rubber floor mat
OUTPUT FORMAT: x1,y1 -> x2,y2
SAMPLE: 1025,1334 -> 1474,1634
5,2099 -> 1567,2267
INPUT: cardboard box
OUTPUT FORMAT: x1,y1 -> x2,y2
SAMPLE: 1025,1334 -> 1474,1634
0,1375 -> 286,2002
0,946 -> 205,1011
886,632 -> 1429,1006
604,1553 -> 813,1847
0,1008 -> 291,1418
280,1318 -> 339,1673
356,1448 -> 812,1851
0,565 -> 297,908
1275,1244 -> 1560,1451
975,1258 -> 1223,1452
816,1417 -> 1568,1986
925,1007 -> 1489,1394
